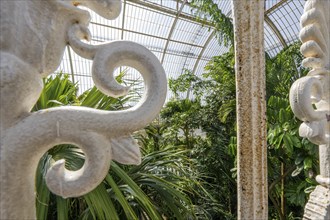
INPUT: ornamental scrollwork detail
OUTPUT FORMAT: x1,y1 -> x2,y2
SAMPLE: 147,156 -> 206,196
290,0 -> 329,146
290,1 -> 329,218
289,0 -> 329,186
0,0 -> 167,219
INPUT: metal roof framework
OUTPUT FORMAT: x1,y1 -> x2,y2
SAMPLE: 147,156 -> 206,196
58,0 -> 305,101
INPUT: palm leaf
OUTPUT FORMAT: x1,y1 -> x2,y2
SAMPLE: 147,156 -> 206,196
36,154 -> 52,220
83,184 -> 119,220
34,73 -> 206,220
105,175 -> 138,220
110,162 -> 163,219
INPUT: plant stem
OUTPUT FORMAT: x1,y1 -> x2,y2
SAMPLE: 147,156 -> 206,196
281,162 -> 285,219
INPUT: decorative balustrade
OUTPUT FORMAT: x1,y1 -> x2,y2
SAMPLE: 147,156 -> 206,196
0,0 -> 166,219
289,0 -> 330,219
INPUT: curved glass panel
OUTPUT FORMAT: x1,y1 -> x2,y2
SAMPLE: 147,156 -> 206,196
57,0 -> 305,101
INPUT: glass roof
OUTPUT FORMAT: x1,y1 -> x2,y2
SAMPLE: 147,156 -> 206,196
57,0 -> 305,101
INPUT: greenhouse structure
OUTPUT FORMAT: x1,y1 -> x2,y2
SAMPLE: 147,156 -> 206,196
58,0 -> 305,99
0,0 -> 329,219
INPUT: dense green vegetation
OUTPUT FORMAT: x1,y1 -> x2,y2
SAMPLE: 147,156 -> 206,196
35,41 -> 318,219
34,3 -> 316,219
34,73 -> 208,219
162,42 -> 318,219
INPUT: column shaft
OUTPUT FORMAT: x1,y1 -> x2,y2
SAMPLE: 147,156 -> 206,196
232,0 -> 268,219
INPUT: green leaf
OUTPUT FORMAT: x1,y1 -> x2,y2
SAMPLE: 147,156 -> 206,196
105,175 -> 138,220
279,108 -> 286,123
303,157 -> 313,170
295,155 -> 304,165
304,186 -> 316,194
84,184 -> 119,220
276,133 -> 284,149
292,136 -> 302,148
283,133 -> 293,154
47,100 -> 64,106
56,197 -> 69,220
36,155 -> 52,220
292,165 -> 303,177
111,162 -> 163,219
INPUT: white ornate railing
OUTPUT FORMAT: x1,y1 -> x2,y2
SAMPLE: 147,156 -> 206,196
0,1 -> 167,219
289,0 -> 329,219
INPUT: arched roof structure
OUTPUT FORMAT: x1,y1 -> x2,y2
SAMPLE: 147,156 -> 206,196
57,0 -> 305,101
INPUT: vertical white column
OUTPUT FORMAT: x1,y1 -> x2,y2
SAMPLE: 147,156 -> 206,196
232,0 -> 268,219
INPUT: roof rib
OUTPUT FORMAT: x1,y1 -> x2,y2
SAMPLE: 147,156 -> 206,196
191,30 -> 216,76
161,1 -> 187,64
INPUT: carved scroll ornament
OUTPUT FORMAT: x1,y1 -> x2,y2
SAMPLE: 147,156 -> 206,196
289,0 -> 329,187
0,0 -> 167,219
289,1 -> 330,218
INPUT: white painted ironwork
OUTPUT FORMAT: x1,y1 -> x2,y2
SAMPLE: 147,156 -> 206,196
289,0 -> 330,219
0,0 -> 167,219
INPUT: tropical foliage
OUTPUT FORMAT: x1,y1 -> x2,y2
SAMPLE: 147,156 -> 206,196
265,43 -> 318,220
160,42 -> 318,219
35,40 -> 317,220
190,0 -> 234,46
34,73 -> 209,220
33,1 -> 317,216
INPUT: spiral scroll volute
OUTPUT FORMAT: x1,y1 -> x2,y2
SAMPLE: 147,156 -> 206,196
290,0 -> 330,146
300,0 -> 330,72
43,3 -> 167,198
290,74 -> 329,145
0,0 -> 167,219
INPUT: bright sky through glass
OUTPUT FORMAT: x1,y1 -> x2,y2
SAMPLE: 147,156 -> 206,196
56,0 -> 305,102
